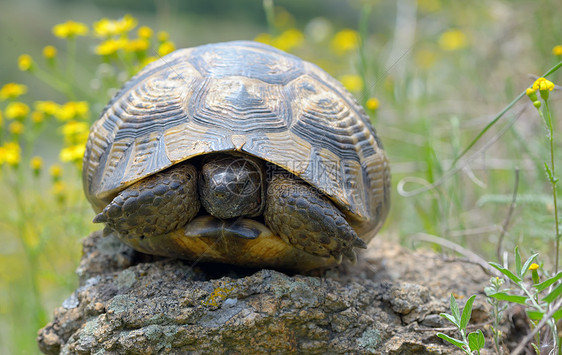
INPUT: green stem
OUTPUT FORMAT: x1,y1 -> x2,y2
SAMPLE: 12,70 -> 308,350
493,301 -> 502,354
544,100 -> 560,272
262,0 -> 276,35
457,328 -> 471,354
33,67 -> 76,100
67,37 -> 76,83
357,4 -> 372,106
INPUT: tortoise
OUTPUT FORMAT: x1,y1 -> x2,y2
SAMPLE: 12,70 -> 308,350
83,40 -> 390,272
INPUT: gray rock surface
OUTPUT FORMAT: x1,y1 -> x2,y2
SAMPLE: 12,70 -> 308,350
37,231 -> 513,354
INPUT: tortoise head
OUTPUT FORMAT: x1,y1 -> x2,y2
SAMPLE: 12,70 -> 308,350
198,154 -> 265,219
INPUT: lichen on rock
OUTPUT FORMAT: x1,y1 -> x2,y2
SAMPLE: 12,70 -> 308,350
38,231 -> 507,354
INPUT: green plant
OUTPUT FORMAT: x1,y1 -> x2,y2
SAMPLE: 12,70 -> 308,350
487,248 -> 562,353
0,14 -> 177,353
485,276 -> 508,354
437,294 -> 486,354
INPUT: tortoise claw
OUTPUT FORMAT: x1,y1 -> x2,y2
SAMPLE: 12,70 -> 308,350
353,237 -> 367,249
102,225 -> 114,237
93,212 -> 107,224
335,253 -> 343,265
343,248 -> 357,264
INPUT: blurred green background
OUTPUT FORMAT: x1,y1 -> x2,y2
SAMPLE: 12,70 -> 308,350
1,0 -> 562,353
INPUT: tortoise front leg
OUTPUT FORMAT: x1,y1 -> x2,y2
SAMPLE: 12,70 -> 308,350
264,175 -> 366,263
93,163 -> 200,238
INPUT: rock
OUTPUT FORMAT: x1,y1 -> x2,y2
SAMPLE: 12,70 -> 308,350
38,231 -> 507,354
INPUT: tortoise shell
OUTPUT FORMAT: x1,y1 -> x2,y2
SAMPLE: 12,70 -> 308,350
83,40 -> 390,249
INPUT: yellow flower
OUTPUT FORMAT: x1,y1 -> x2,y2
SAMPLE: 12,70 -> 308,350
158,41 -> 176,57
0,110 -> 3,126
5,102 -> 30,120
18,54 -> 33,71
43,45 -> 57,59
272,28 -> 304,52
30,156 -> 43,174
526,87 -> 538,102
94,18 -> 116,37
125,38 -> 150,52
51,181 -> 66,196
339,74 -> 363,92
55,101 -> 89,121
0,142 -> 21,166
94,15 -> 137,37
53,20 -> 88,39
140,56 -> 158,68
138,26 -> 153,38
95,38 -> 127,56
439,29 -> 468,51
49,164 -> 63,179
532,77 -> 555,101
0,83 -> 28,100
366,97 -> 380,111
62,120 -> 89,141
31,111 -> 45,123
254,33 -> 273,46
9,121 -> 24,135
157,31 -> 169,42
331,29 -> 359,54
117,14 -> 137,33
60,144 -> 86,163
532,77 -> 555,92
35,101 -> 60,116
529,263 -> 539,271
553,45 -> 562,56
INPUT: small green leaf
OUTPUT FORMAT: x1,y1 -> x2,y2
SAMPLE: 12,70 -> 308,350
489,262 -> 522,284
545,163 -> 554,181
440,313 -> 460,328
487,292 -> 528,304
527,310 -> 544,320
552,309 -> 562,321
515,246 -> 522,278
449,294 -> 461,323
437,333 -> 466,349
543,282 -> 562,303
534,271 -> 562,292
468,330 -> 485,351
460,295 -> 476,330
532,343 -> 540,353
521,253 -> 539,278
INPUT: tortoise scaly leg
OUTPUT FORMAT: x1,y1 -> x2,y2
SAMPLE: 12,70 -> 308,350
264,175 -> 366,263
93,163 -> 200,238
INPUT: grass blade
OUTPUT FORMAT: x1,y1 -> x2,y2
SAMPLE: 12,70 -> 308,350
460,295 -> 476,330
489,262 -> 522,284
515,247 -> 522,278
453,60 -> 562,166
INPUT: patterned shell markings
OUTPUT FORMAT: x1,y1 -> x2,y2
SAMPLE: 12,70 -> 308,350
83,41 -> 390,235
